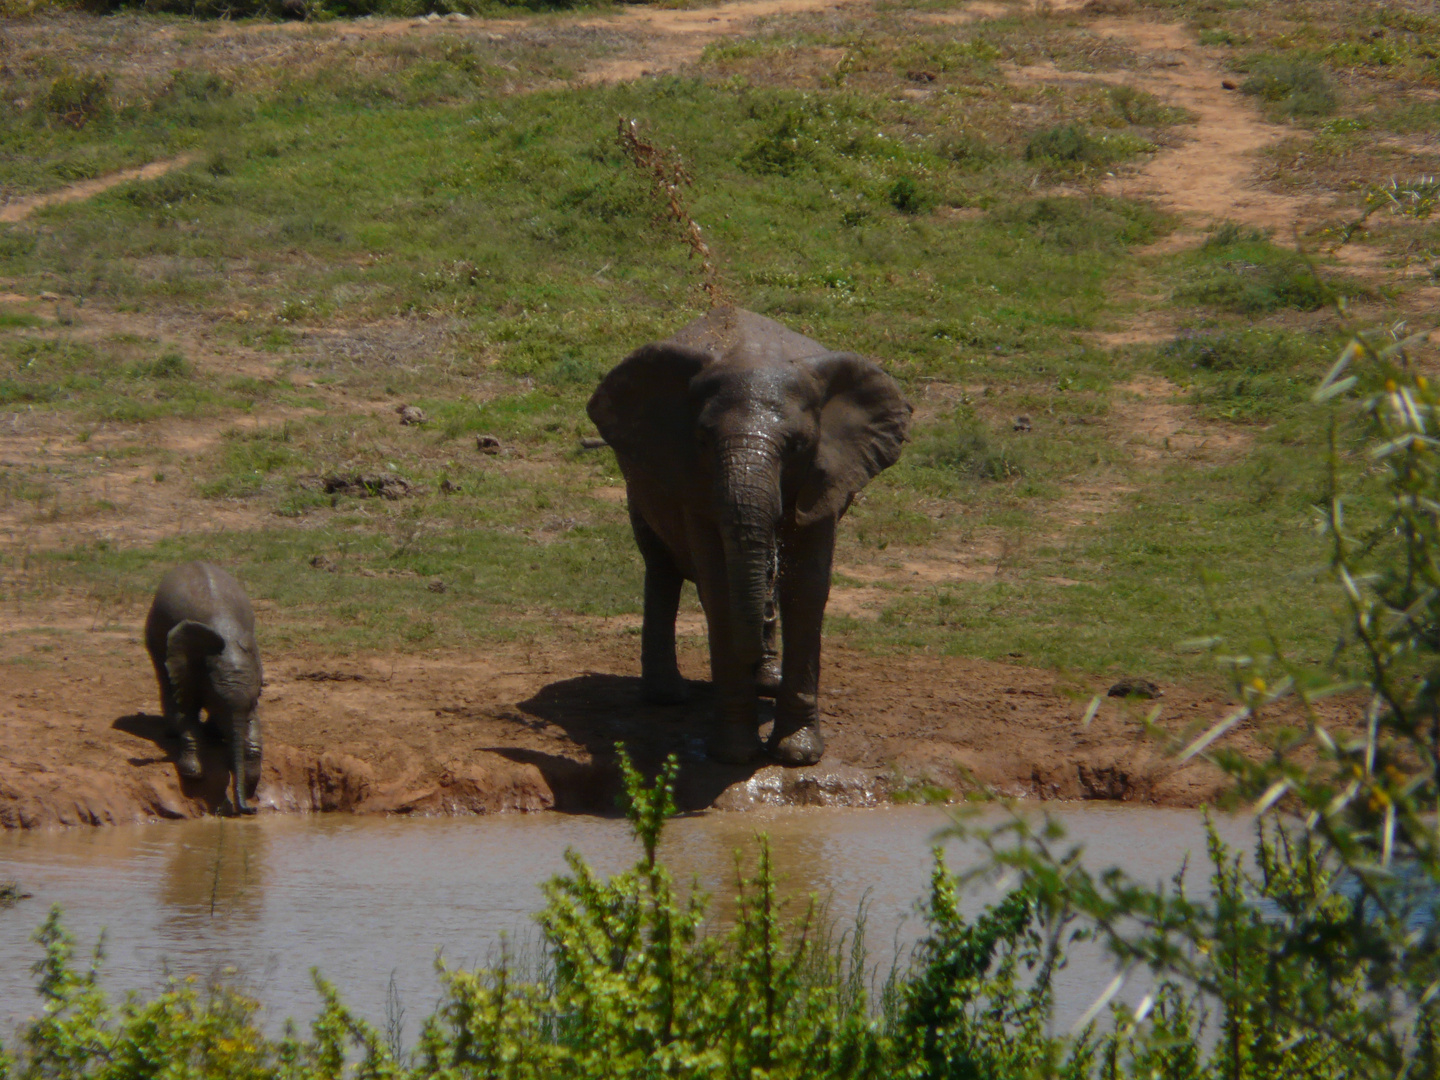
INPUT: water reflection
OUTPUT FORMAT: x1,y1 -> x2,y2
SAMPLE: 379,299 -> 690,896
0,805 -> 1251,1035
159,821 -> 267,924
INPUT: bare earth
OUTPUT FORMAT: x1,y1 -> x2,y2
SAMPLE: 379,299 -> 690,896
0,0 -> 1382,827
3,601 -> 1271,828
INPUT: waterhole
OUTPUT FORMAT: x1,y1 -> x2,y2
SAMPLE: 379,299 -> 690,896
0,804 -> 1250,1035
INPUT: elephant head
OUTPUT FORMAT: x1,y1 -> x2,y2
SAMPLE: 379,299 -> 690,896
588,308 -> 911,685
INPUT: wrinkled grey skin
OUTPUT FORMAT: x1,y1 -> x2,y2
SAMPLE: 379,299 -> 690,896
588,307 -> 911,765
145,562 -> 264,815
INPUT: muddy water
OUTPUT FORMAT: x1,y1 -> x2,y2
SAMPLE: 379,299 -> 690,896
0,805 -> 1250,1036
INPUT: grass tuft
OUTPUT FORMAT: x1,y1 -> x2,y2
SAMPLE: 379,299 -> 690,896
1239,57 -> 1337,118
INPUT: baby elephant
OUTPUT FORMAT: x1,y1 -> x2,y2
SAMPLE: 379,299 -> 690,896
145,562 -> 264,815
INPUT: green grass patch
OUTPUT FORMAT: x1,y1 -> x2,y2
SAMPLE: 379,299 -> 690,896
1171,237 -> 1358,314
1237,56 -> 1338,118
1024,124 -> 1155,174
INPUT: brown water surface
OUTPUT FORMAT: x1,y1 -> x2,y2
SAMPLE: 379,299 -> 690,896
0,804 -> 1249,1036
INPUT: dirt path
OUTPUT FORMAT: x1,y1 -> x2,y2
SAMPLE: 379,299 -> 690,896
571,0 -> 863,82
0,155 -> 196,224
1006,19 -> 1315,248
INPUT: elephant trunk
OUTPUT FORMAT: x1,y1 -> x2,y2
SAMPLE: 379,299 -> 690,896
717,436 -> 782,673
232,716 -> 257,816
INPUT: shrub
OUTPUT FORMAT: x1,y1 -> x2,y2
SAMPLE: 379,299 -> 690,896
1240,57 -> 1337,117
1203,220 -> 1269,248
887,176 -> 930,215
163,68 -> 232,103
117,171 -> 220,209
1173,250 -> 1344,313
951,329 -> 1440,1080
912,412 -> 1025,481
42,68 -> 110,129
738,109 -> 821,176
1025,124 -> 1101,164
1024,125 -> 1153,172
996,196 -> 1160,253
1161,328 -> 1325,374
131,350 -> 190,379
1107,84 -> 1191,127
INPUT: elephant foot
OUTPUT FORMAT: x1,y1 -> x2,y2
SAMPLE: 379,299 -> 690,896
754,658 -> 782,700
769,723 -> 825,767
176,734 -> 202,780
711,722 -> 762,764
642,673 -> 691,706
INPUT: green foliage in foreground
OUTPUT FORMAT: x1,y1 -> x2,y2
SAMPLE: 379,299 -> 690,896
3,742 -> 1439,1077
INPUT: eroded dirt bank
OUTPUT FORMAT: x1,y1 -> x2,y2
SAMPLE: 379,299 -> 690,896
2,611 -> 1298,828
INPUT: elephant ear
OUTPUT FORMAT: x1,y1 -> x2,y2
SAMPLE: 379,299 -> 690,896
795,352 -> 912,527
165,621 -> 226,709
587,343 -> 710,493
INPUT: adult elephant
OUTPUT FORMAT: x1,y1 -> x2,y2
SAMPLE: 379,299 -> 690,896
587,307 -> 911,765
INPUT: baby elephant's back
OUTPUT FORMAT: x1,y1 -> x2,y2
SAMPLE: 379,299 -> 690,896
145,562 -> 256,659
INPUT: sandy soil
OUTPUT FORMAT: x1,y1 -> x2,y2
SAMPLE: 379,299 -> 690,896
2,595 -> 1290,828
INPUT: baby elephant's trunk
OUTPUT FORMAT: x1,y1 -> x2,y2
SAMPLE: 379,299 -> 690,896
232,730 -> 256,815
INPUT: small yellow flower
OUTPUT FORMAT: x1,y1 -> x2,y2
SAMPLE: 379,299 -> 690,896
1250,676 -> 1266,693
1369,789 -> 1391,812
1419,376 -> 1430,391
1386,379 -> 1398,392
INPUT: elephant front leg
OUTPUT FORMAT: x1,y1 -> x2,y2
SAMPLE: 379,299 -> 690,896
694,546 -> 763,764
156,662 -> 204,780
174,708 -> 204,780
633,512 -> 689,705
770,517 -> 835,766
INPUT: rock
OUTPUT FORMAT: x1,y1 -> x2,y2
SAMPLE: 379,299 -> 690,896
579,436 -> 608,450
309,554 -> 339,572
427,579 -> 447,593
322,473 -> 412,499
1222,80 -> 1237,90
439,477 -> 460,493
38,291 -> 61,302
712,764 -> 882,810
396,403 -> 427,426
1013,415 -> 1032,432
1108,678 -> 1161,700
446,11 -> 469,19
476,434 -> 502,454
907,70 -> 936,83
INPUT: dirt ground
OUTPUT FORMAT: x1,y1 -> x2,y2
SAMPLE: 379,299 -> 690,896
0,0 -> 1396,827
3,594 -> 1276,827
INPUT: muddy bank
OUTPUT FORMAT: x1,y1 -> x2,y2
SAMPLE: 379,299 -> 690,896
0,617 -> 1299,828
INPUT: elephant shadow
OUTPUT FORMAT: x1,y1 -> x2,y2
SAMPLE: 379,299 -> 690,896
486,672 -> 770,813
112,712 -> 240,814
